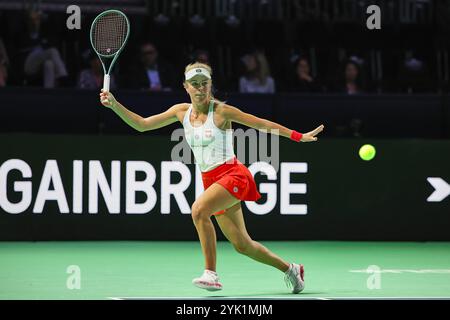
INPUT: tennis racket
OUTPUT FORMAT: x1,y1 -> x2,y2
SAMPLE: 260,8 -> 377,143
90,9 -> 130,91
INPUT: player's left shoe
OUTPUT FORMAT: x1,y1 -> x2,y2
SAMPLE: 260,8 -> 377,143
284,263 -> 305,294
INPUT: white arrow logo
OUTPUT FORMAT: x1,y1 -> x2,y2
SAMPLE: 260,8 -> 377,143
427,177 -> 450,202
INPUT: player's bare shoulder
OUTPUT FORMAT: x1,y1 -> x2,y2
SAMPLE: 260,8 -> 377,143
214,101 -> 233,115
213,101 -> 233,129
214,101 -> 238,119
171,103 -> 190,123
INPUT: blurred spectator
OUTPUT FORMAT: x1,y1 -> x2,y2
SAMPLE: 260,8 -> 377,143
192,49 -> 210,65
239,51 -> 275,94
18,9 -> 68,88
288,56 -> 320,92
77,50 -> 116,90
127,41 -> 176,91
336,60 -> 365,95
398,52 -> 432,93
0,38 -> 9,87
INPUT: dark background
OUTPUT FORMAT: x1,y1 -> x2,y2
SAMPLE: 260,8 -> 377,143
0,1 -> 449,241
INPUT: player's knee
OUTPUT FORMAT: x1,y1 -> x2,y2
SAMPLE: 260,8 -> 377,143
191,201 -> 208,222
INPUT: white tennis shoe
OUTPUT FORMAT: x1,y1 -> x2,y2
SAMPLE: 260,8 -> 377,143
192,270 -> 223,291
284,263 -> 305,294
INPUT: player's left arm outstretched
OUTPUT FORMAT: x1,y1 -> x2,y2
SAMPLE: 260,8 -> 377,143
221,104 -> 324,142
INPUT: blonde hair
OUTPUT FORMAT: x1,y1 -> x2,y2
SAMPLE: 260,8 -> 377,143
184,62 -> 213,81
254,52 -> 271,85
184,61 -> 226,106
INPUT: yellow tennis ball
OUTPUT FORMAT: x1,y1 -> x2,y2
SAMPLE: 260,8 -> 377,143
359,144 -> 376,161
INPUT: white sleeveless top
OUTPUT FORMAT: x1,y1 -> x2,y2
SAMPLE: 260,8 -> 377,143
183,100 -> 235,172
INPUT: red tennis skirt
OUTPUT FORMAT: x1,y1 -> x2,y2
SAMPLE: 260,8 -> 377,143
201,157 -> 262,216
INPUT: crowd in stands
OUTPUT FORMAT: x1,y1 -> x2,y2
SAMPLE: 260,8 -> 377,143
0,7 -> 442,94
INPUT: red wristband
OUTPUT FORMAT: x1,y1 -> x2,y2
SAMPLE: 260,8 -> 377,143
290,130 -> 303,142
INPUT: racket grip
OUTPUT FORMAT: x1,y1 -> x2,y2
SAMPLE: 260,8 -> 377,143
103,74 -> 110,92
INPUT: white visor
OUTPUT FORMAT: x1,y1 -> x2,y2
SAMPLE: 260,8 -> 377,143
185,67 -> 211,81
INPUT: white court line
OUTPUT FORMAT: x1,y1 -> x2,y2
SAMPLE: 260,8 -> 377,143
108,296 -> 450,300
349,269 -> 450,274
108,296 -> 326,300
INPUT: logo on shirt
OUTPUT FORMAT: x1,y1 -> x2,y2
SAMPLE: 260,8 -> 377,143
186,128 -> 215,147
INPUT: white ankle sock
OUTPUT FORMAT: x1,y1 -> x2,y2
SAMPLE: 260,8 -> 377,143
205,269 -> 217,275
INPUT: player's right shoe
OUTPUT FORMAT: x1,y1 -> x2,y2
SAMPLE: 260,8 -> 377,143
284,263 -> 305,294
192,270 -> 223,291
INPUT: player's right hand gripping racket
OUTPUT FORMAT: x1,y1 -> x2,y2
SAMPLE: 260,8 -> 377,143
90,10 -> 130,91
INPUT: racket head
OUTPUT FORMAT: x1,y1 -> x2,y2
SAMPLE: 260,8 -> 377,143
90,9 -> 130,60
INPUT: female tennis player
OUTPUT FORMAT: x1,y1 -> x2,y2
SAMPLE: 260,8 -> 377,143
100,62 -> 324,293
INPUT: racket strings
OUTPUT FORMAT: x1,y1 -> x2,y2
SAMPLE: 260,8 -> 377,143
92,12 -> 128,56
